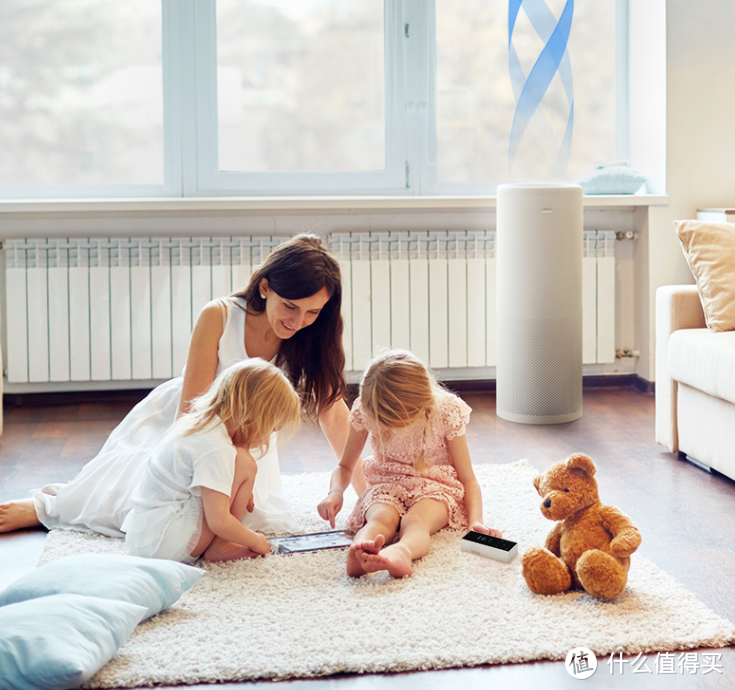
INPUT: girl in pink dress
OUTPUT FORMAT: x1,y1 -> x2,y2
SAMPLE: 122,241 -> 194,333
318,350 -> 501,578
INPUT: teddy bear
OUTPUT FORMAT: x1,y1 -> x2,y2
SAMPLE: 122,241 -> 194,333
521,453 -> 641,600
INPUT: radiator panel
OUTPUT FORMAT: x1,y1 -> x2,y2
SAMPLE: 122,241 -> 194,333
68,264 -> 91,382
332,230 -> 615,371
389,257 -> 411,352
4,232 -> 617,385
408,251 -> 430,365
3,237 -> 281,384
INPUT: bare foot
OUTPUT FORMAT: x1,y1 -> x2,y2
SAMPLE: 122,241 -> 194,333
202,540 -> 261,563
0,499 -> 42,533
360,543 -> 413,578
346,534 -> 385,577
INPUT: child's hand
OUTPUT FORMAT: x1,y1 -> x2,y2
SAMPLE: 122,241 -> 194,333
469,522 -> 502,539
317,491 -> 343,528
249,532 -> 272,556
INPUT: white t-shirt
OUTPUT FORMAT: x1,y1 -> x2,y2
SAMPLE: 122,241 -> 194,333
122,417 -> 238,562
131,417 -> 237,509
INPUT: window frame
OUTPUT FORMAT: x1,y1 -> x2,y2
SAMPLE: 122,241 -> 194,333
190,0 -> 409,196
0,0 -> 630,200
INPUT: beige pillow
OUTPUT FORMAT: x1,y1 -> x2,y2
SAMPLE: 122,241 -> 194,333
676,219 -> 735,332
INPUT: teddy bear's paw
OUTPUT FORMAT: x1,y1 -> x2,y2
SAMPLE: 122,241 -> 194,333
522,547 -> 572,595
576,550 -> 628,599
610,530 -> 642,558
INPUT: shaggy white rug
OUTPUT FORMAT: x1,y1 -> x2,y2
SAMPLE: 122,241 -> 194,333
38,460 -> 735,688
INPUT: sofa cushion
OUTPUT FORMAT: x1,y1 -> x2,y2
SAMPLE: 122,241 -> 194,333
668,328 -> 735,405
675,220 -> 735,332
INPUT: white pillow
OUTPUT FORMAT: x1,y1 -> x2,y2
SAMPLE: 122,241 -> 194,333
0,554 -> 204,620
676,220 -> 735,332
0,593 -> 145,690
576,162 -> 646,195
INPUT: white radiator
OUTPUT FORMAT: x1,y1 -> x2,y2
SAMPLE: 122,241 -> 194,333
331,231 -> 497,372
3,231 -> 615,385
582,230 -> 616,365
331,230 -> 616,372
3,237 -> 280,384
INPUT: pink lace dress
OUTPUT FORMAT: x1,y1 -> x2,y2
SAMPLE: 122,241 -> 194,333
346,393 -> 472,532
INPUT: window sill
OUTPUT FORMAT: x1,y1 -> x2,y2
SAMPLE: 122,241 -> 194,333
0,194 -> 669,216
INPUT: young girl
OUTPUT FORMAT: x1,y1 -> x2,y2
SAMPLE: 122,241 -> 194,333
318,350 -> 501,578
122,359 -> 301,564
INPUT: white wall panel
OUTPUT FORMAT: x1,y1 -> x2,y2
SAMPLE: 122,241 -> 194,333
47,263 -> 70,382
390,256 -> 411,352
448,255 -> 467,368
131,264 -> 152,380
428,253 -> 448,369
582,257 -> 597,364
370,237 -> 391,353
68,262 -> 91,382
350,240 -> 373,372
408,250 -> 430,365
151,261 -> 173,380
5,260 -> 28,383
485,258 -> 497,367
597,256 -> 616,363
467,256 -> 486,367
89,264 -> 111,381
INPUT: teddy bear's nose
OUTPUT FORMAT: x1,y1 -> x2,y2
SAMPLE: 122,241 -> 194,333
543,499 -> 552,508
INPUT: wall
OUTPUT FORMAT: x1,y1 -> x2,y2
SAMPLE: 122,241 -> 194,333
637,0 -> 735,380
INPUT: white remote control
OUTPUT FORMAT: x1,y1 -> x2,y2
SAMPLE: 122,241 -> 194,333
461,530 -> 518,562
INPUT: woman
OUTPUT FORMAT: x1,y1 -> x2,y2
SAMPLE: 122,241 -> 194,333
0,233 -> 364,537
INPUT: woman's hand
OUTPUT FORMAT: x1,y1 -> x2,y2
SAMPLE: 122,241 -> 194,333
317,491 -> 344,529
468,521 -> 502,538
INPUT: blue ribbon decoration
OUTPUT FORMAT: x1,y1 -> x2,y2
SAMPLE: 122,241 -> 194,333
508,0 -> 574,177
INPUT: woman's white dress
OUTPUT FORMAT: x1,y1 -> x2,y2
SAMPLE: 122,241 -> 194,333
32,296 -> 301,538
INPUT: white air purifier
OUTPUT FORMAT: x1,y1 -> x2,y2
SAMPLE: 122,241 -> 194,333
496,184 -> 584,424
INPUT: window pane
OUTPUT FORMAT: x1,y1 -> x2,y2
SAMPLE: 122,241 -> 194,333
217,0 -> 384,173
0,0 -> 163,187
436,0 -> 616,186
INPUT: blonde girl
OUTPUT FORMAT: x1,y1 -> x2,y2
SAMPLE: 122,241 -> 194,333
122,359 -> 301,563
318,350 -> 501,578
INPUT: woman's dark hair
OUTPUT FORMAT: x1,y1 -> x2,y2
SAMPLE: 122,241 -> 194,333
235,233 -> 345,417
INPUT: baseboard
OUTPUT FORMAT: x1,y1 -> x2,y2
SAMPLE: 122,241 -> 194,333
4,374 -> 655,409
2,388 -> 152,409
583,374 -> 655,393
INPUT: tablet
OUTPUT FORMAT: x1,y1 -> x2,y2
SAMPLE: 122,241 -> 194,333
268,529 -> 354,554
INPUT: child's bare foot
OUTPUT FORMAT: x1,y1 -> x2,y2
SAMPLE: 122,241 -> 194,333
346,534 -> 385,577
360,543 -> 413,578
0,499 -> 41,533
202,540 -> 262,563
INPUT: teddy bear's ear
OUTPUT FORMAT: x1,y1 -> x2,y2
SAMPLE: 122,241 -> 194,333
565,453 -> 597,476
532,474 -> 542,494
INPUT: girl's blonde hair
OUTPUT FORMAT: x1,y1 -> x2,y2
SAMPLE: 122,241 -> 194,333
174,359 -> 301,454
359,350 -> 445,470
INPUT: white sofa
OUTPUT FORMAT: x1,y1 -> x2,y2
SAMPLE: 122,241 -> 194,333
655,284 -> 735,481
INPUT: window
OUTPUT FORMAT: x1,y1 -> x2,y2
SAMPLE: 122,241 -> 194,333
0,0 -> 625,199
434,0 -> 618,193
0,0 -> 167,196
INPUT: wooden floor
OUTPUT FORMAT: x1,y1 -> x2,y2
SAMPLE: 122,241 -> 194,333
1,386 -> 734,689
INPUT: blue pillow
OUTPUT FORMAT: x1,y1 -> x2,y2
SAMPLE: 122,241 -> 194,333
0,554 -> 204,620
576,163 -> 646,195
0,593 -> 146,690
